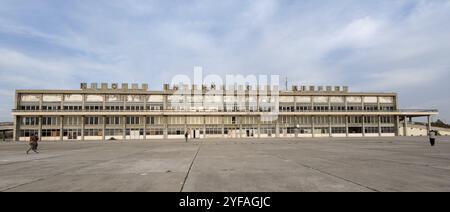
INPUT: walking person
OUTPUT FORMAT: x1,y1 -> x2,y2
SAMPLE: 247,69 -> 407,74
429,130 -> 437,146
185,129 -> 189,143
26,134 -> 39,154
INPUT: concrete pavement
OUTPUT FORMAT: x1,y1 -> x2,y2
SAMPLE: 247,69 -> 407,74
1,136 -> 449,192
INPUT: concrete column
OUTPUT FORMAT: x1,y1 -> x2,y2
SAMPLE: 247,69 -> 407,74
163,95 -> 167,110
59,116 -> 64,141
81,116 -> 85,141
275,121 -> 280,138
102,116 -> 106,141
257,121 -> 261,138
143,95 -> 147,111
13,115 -> 19,141
122,116 -> 126,140
395,115 -> 400,136
61,94 -> 64,111
378,116 -> 382,136
39,94 -> 43,110
123,96 -> 127,110
204,124 -> 207,139
221,116 -> 225,138
184,116 -> 187,139
377,96 -> 381,111
427,115 -> 431,133
82,94 -> 85,111
311,116 -> 315,138
344,96 -> 348,112
403,116 -> 408,136
345,116 -> 349,137
328,116 -> 332,137
38,116 -> 42,139
103,95 -> 106,110
143,116 -> 147,140
328,96 -> 331,112
163,116 -> 168,139
362,116 -> 365,137
203,116 -> 206,139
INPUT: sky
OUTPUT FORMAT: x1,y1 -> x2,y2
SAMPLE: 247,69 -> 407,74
0,0 -> 449,122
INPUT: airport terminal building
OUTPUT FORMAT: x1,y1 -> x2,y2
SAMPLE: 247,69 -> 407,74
11,83 -> 438,141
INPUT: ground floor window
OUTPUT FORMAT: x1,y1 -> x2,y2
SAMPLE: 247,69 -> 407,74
85,129 -> 102,136
168,128 -> 185,135
315,127 -> 329,134
41,129 -> 60,137
348,127 -> 362,134
206,127 -> 222,134
365,127 -> 379,133
63,129 -> 81,139
105,129 -> 123,136
298,127 -> 312,134
146,128 -> 164,135
381,127 -> 395,133
20,129 -> 38,137
125,128 -> 144,136
332,127 -> 346,134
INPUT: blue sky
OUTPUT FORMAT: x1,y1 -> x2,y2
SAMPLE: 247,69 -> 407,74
0,0 -> 449,122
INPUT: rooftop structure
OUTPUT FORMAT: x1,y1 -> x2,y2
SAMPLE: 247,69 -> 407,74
11,83 -> 438,141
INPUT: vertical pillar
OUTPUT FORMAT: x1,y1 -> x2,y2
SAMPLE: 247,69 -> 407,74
275,121 -> 280,138
311,116 -> 315,138
102,116 -> 106,141
60,116 -> 64,141
123,116 -> 126,140
203,116 -> 206,139
222,116 -> 225,138
328,116 -> 332,137
345,116 -> 349,137
184,116 -> 187,139
362,116 -> 365,137
82,94 -> 85,111
257,117 -> 261,138
143,116 -> 147,140
403,116 -> 408,136
143,95 -> 147,111
427,115 -> 431,133
103,95 -> 106,110
38,116 -> 42,140
395,115 -> 400,136
163,116 -> 168,139
61,94 -> 64,111
328,96 -> 331,112
378,116 -> 382,136
81,116 -> 85,141
123,95 -> 127,111
13,115 -> 19,141
39,94 -> 43,110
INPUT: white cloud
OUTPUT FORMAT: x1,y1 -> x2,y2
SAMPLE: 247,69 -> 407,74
0,0 -> 449,121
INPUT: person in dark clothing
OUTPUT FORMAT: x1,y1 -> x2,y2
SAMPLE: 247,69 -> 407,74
185,130 -> 189,143
26,134 -> 39,154
429,130 -> 437,146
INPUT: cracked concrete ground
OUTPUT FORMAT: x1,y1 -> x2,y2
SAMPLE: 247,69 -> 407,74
1,136 -> 449,192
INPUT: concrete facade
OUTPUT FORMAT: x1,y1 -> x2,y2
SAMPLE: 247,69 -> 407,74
11,83 -> 438,141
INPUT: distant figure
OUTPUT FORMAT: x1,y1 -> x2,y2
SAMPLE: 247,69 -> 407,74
26,134 -> 39,154
185,130 -> 189,143
429,130 -> 436,146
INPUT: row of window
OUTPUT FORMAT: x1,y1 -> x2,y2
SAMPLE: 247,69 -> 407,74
19,105 -> 396,112
19,126 -> 397,138
20,115 -> 397,126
